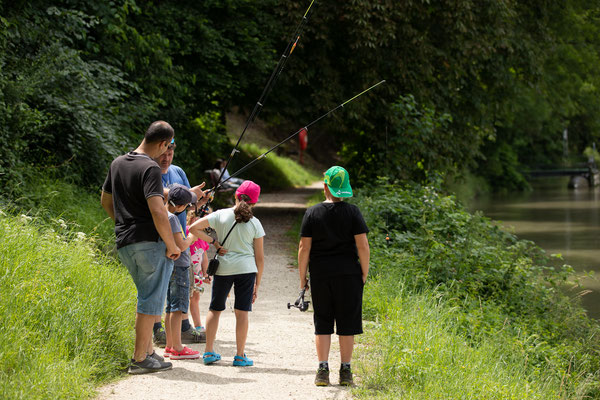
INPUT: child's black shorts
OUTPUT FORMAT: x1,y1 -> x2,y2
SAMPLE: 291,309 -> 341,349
310,274 -> 364,335
209,272 -> 256,312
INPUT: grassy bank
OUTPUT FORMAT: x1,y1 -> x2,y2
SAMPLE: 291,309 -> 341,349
0,212 -> 135,399
350,181 -> 600,399
357,285 -> 566,399
225,112 -> 322,191
3,174 -> 115,247
230,142 -> 321,190
1,173 -> 135,399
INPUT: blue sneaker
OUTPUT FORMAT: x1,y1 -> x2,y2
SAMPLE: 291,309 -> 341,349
233,354 -> 253,367
203,351 -> 221,365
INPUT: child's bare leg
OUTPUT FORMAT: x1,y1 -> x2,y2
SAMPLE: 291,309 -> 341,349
315,334 -> 332,362
169,311 -> 184,352
234,309 -> 249,356
204,310 -> 221,353
190,291 -> 202,328
164,312 -> 173,349
339,335 -> 354,363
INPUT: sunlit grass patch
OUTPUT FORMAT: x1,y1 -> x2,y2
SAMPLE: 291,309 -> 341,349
228,142 -> 320,190
0,213 -> 135,400
7,174 -> 114,247
354,283 -> 564,399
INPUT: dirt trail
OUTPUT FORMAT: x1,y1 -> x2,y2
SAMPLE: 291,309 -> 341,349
97,182 -> 352,400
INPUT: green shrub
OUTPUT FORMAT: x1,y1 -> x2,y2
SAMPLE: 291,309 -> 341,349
0,213 -> 135,400
352,180 -> 600,398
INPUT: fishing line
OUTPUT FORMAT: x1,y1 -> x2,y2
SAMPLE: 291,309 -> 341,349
215,80 -> 387,190
385,123 -> 391,246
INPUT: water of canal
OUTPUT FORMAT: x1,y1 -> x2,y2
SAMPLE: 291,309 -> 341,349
469,177 -> 600,319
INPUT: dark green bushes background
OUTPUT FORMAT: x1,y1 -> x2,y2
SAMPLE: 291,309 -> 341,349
2,1 -> 600,196
0,0 -> 280,195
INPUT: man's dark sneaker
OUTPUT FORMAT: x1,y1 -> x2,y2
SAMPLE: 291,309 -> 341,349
155,359 -> 173,370
339,366 -> 353,386
149,351 -> 165,362
128,356 -> 172,375
181,327 -> 206,343
153,328 -> 166,347
315,368 -> 330,386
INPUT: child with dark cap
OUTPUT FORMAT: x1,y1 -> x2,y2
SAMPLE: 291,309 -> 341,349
163,184 -> 214,359
298,166 -> 370,386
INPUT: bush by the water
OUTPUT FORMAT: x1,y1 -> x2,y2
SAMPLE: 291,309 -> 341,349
0,212 -> 136,399
352,180 -> 600,398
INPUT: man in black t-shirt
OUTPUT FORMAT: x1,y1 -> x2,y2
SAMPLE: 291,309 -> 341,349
298,166 -> 370,387
101,120 -> 181,375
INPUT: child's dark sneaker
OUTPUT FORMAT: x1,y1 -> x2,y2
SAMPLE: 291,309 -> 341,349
128,356 -> 172,375
149,350 -> 165,362
315,367 -> 330,386
153,328 -> 167,347
339,366 -> 353,386
181,327 -> 206,343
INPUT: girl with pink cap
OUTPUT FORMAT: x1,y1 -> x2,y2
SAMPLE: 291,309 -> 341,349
188,180 -> 265,367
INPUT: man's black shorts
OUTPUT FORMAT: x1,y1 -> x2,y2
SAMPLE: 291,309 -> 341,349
209,273 -> 256,312
310,274 -> 364,335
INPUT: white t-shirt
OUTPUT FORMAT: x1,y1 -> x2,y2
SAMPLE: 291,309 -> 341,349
207,208 -> 265,276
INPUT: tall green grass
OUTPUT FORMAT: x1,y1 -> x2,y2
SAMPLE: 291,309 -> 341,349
355,282 -> 587,399
0,213 -> 135,399
6,174 -> 114,246
350,180 -> 600,399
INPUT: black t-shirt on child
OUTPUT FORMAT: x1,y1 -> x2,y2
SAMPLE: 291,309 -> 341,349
102,152 -> 164,249
300,201 -> 369,277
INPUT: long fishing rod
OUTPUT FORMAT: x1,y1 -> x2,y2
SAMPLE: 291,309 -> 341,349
213,0 -> 316,190
215,80 -> 386,191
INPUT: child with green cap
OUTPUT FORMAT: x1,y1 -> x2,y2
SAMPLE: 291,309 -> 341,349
297,166 -> 370,387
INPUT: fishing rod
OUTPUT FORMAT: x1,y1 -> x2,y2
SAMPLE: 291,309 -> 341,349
215,80 -> 386,191
213,0 -> 316,190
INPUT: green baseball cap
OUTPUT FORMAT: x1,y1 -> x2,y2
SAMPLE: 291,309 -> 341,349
324,166 -> 353,198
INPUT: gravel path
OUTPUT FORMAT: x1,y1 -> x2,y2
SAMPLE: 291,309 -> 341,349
97,183 -> 352,400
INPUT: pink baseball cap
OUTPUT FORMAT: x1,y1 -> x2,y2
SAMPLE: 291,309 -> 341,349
236,180 -> 261,204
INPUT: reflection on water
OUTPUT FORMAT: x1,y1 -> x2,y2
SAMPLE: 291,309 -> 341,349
469,177 -> 600,319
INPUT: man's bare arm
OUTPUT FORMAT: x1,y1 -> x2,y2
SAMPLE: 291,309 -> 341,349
101,191 -> 115,221
147,196 -> 181,260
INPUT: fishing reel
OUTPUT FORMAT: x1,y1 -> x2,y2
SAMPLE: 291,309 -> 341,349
287,286 -> 310,312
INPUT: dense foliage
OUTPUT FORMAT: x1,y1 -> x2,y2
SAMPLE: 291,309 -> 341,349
272,0 -> 600,190
4,2 -> 600,397
2,1 -> 599,194
0,0 -> 280,194
352,182 -> 600,397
